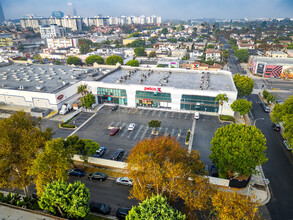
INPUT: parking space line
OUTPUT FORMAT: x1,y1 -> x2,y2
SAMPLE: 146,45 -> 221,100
165,112 -> 169,118
115,121 -> 120,127
147,130 -> 152,139
185,114 -> 188,119
145,110 -> 150,116
164,127 -> 169,135
120,123 -> 127,137
158,111 -> 162,117
170,128 -> 175,137
157,127 -> 162,135
109,121 -> 115,126
139,110 -> 144,115
133,125 -> 144,139
140,126 -> 149,140
171,112 -> 175,118
152,111 -> 156,116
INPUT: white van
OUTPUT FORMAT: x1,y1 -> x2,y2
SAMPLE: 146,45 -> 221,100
194,112 -> 200,119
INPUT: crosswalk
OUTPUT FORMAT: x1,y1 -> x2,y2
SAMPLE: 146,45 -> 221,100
106,121 -> 188,142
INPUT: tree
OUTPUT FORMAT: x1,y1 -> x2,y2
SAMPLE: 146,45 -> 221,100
234,49 -> 249,63
160,27 -> 168,35
81,93 -> 96,109
211,191 -> 261,220
33,53 -> 42,60
148,120 -> 161,134
78,39 -> 92,54
78,139 -> 100,164
29,139 -> 74,196
230,99 -> 252,116
77,84 -> 88,96
55,60 -> 61,65
85,55 -> 104,65
271,95 -> 293,147
262,89 -> 269,99
126,60 -> 139,67
206,44 -> 215,49
127,194 -> 185,220
0,112 -> 53,195
210,124 -> 267,178
233,73 -> 254,97
126,137 -> 204,202
215,93 -> 228,116
126,39 -> 146,48
105,55 -> 123,65
167,38 -> 177,43
134,47 -> 146,56
267,93 -> 276,104
39,180 -> 90,218
66,56 -> 82,66
18,45 -> 24,52
148,51 -> 157,58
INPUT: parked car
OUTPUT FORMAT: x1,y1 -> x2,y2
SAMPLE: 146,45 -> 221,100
260,102 -> 271,113
68,168 -> 85,177
128,123 -> 136,131
88,172 -> 107,181
90,202 -> 111,215
283,140 -> 292,151
111,105 -> 119,111
194,112 -> 200,119
116,207 -> 131,220
211,164 -> 219,177
92,147 -> 106,158
111,149 -> 124,161
272,123 -> 281,131
116,177 -> 133,186
109,128 -> 119,136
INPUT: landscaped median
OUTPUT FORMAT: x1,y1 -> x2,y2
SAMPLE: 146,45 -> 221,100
185,129 -> 191,145
219,115 -> 235,123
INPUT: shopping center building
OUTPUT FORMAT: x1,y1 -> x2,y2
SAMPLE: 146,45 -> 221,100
0,63 -> 237,116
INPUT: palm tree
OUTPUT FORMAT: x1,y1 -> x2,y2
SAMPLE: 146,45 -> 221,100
77,84 -> 88,96
215,93 -> 228,116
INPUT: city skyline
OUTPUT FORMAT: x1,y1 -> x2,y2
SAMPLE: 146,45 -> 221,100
2,0 -> 293,20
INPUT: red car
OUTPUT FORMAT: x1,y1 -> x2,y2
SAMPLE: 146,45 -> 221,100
109,128 -> 119,136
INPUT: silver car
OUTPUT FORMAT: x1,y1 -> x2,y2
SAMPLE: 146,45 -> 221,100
283,140 -> 292,151
116,177 -> 133,186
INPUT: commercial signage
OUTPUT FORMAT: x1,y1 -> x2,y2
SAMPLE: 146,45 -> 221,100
194,64 -> 199,68
144,87 -> 162,92
57,95 -> 64,100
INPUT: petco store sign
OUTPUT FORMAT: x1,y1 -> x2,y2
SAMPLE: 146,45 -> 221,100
144,87 -> 162,92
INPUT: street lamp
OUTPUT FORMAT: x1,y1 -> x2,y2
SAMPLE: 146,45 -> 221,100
254,118 -> 264,126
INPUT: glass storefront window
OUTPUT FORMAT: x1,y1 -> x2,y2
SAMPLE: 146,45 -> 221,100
181,94 -> 219,113
97,87 -> 127,105
136,91 -> 171,108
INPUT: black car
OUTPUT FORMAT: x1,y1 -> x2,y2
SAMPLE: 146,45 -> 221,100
111,149 -> 124,161
116,207 -> 131,220
260,102 -> 271,113
88,172 -> 107,181
272,122 -> 281,131
68,168 -> 86,177
90,202 -> 111,215
111,105 -> 119,111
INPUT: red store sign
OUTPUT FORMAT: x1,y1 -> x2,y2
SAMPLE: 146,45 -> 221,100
57,95 -> 64,100
144,87 -> 162,92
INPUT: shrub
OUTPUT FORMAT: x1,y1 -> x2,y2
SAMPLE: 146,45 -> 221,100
126,60 -> 139,67
263,90 -> 269,99
61,123 -> 76,128
186,129 -> 191,144
219,115 -> 235,123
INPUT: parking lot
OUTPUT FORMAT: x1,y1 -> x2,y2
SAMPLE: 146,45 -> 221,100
54,105 -> 230,169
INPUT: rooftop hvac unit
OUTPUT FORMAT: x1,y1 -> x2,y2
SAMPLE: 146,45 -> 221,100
36,85 -> 44,90
18,85 -> 24,90
1,84 -> 4,87
2,78 -> 7,80
115,80 -> 120,84
62,81 -> 68,86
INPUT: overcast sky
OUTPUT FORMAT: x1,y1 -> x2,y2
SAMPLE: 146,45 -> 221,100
2,0 -> 293,20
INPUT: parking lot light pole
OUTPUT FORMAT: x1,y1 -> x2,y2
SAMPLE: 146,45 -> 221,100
254,118 -> 264,126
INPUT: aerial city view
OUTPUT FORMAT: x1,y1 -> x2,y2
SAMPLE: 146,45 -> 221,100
0,0 -> 292,219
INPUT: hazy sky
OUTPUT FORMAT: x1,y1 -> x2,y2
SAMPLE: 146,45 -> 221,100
2,0 -> 293,20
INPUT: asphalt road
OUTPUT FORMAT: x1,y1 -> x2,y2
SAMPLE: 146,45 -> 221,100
69,176 -> 138,217
254,78 -> 293,91
248,94 -> 293,220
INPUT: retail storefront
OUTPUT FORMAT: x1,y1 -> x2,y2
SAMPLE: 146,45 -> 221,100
180,94 -> 219,113
97,87 -> 128,105
135,90 -> 171,108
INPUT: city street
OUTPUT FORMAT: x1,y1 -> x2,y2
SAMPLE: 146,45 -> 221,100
249,93 -> 293,219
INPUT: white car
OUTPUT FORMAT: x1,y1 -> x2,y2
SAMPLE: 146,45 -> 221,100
194,112 -> 200,119
128,123 -> 136,131
116,177 -> 133,186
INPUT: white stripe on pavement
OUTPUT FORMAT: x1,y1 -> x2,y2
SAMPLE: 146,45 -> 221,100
134,125 -> 144,139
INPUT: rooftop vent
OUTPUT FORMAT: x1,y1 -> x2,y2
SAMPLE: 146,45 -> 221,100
36,85 -> 44,90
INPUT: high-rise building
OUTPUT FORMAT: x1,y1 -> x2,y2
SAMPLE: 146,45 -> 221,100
67,2 -> 77,17
52,11 -> 64,19
0,1 -> 5,24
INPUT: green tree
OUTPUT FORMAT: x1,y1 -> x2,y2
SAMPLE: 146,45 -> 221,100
126,39 -> 146,48
0,112 -> 52,195
148,120 -> 161,134
127,194 -> 185,220
18,45 -> 24,52
215,93 -> 228,116
78,139 -> 100,164
81,93 -> 96,109
134,47 -> 146,56
33,53 -> 42,60
210,124 -> 267,178
29,139 -> 74,196
126,60 -> 139,67
206,44 -> 215,49
39,180 -> 90,218
230,99 -> 252,116
77,84 -> 88,96
271,95 -> 293,147
262,89 -> 269,99
66,56 -> 82,66
233,73 -> 254,97
55,60 -> 61,65
148,51 -> 157,58
161,27 -> 168,35
267,93 -> 276,104
78,39 -> 92,54
85,55 -> 104,65
105,55 -> 123,65
234,49 -> 249,63
167,38 -> 177,43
